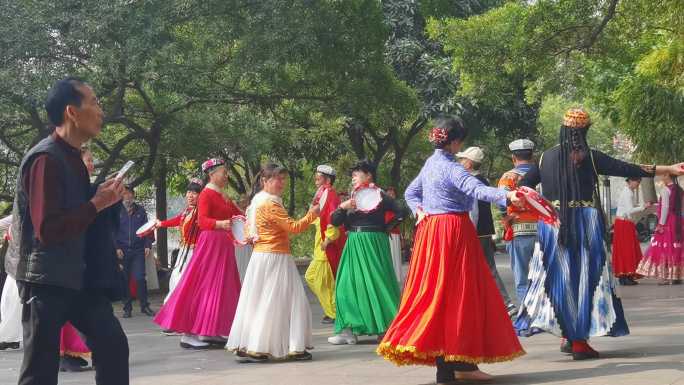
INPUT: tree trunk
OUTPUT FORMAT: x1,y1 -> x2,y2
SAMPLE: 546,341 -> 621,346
155,156 -> 168,272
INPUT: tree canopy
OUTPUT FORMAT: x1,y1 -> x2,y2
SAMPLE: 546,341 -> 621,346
1,0 -> 681,215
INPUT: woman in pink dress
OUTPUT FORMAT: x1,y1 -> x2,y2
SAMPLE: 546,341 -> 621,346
637,175 -> 684,284
154,158 -> 242,349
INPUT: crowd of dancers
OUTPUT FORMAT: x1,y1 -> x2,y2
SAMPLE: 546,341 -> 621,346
2,106 -> 684,385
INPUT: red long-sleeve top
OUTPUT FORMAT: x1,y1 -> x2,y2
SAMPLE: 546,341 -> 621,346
159,206 -> 199,246
197,186 -> 242,230
24,134 -> 97,246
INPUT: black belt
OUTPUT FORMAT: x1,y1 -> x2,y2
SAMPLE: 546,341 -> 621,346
348,225 -> 386,233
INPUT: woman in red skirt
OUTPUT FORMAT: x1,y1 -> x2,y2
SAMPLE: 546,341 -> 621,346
612,177 -> 649,285
377,117 -> 525,384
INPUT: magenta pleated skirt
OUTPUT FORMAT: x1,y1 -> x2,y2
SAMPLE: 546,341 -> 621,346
154,230 -> 241,337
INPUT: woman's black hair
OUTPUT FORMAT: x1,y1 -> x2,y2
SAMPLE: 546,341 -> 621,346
350,159 -> 376,181
432,116 -> 469,149
555,125 -> 597,249
512,150 -> 534,161
249,162 -> 288,199
186,181 -> 203,193
625,177 -> 642,183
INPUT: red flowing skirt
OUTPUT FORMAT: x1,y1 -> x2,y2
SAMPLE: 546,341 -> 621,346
612,218 -> 644,278
377,213 -> 524,366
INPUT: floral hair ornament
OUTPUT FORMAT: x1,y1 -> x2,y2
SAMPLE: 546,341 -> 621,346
189,177 -> 204,187
201,158 -> 225,173
563,108 -> 591,129
428,126 -> 449,145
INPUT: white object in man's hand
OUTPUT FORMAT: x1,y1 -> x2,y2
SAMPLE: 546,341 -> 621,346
116,160 -> 135,180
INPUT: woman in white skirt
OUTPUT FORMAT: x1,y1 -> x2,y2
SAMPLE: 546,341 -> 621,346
0,274 -> 22,351
156,178 -> 203,304
226,163 -> 319,362
234,195 -> 253,282
0,215 -> 21,351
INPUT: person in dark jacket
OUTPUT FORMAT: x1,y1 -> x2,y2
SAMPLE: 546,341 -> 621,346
6,77 -> 128,385
457,147 -> 517,317
115,185 -> 155,318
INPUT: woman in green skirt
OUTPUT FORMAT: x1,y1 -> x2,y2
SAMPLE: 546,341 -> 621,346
328,160 -> 406,345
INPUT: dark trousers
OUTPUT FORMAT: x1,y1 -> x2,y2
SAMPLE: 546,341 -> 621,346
17,282 -> 129,385
436,357 -> 478,383
121,249 -> 148,311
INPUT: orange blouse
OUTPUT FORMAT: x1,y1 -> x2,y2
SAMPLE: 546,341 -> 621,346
253,200 -> 316,254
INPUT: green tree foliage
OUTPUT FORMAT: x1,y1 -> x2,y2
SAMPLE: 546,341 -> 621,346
426,0 -> 683,164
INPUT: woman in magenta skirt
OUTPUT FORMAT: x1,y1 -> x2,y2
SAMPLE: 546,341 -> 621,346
155,159 -> 242,349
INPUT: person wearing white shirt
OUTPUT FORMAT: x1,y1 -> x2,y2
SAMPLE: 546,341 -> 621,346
612,177 -> 649,285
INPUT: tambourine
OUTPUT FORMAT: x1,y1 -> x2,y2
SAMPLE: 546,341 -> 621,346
515,186 -> 559,225
136,219 -> 157,238
230,215 -> 248,245
352,184 -> 382,213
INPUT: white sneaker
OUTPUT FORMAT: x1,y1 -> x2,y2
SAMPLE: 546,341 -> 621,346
327,329 -> 357,345
180,335 -> 210,350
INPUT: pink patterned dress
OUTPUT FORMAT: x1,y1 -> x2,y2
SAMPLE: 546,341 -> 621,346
637,183 -> 684,280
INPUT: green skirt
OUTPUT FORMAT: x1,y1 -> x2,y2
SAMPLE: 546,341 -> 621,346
334,231 -> 400,335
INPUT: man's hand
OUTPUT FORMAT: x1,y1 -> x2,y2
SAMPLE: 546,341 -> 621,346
91,178 -> 125,212
144,248 -> 151,258
309,204 -> 321,216
116,249 -> 124,259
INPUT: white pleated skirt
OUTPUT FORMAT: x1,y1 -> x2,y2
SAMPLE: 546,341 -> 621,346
389,233 -> 403,285
164,248 -> 194,304
234,244 -> 253,283
0,275 -> 22,344
226,251 -> 312,358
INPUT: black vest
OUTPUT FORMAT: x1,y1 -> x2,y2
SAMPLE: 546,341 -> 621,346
474,175 -> 496,236
6,135 -> 90,290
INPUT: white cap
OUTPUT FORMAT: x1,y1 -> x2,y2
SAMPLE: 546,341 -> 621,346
509,139 -> 535,152
316,164 -> 336,177
455,146 -> 485,163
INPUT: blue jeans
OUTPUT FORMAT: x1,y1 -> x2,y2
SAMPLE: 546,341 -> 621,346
506,234 -> 536,305
121,248 -> 148,311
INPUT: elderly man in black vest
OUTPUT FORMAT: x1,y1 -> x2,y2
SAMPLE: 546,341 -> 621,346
6,78 -> 129,385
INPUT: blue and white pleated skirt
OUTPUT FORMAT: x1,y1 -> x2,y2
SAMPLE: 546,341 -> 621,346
514,207 -> 630,340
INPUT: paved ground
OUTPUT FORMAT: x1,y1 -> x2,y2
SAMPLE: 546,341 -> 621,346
0,251 -> 683,385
